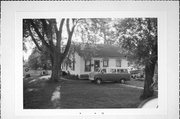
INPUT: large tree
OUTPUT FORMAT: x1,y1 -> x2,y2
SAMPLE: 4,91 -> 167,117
115,18 -> 157,99
23,19 -> 78,82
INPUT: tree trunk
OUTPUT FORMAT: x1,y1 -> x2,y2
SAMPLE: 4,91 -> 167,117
50,54 -> 62,82
140,60 -> 156,100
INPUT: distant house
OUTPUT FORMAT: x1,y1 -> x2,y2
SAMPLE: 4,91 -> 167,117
62,44 -> 129,79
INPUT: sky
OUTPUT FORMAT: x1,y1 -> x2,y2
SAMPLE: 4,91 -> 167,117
23,41 -> 35,61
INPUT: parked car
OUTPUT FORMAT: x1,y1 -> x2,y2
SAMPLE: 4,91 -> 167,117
130,69 -> 144,80
89,67 -> 131,84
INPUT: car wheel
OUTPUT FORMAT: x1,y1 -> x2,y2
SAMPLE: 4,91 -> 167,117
96,78 -> 102,84
120,79 -> 125,84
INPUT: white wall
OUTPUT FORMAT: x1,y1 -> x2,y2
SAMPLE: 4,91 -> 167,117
69,52 -> 81,75
62,52 -> 81,76
121,58 -> 128,67
109,58 -> 116,67
79,56 -> 88,74
62,54 -> 129,76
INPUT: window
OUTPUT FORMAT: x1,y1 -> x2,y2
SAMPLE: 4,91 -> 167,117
101,69 -> 107,73
116,59 -> 121,67
117,69 -> 121,73
117,69 -> 128,73
110,69 -> 116,73
117,69 -> 124,73
103,60 -> 109,67
124,69 -> 128,73
85,60 -> 91,72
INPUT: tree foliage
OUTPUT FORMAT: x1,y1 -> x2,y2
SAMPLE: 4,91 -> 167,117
115,18 -> 157,65
115,18 -> 158,99
75,18 -> 117,44
73,18 -> 118,60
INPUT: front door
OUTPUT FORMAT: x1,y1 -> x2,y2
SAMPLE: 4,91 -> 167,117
94,60 -> 100,72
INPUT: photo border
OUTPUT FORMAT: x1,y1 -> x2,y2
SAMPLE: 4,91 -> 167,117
2,1 -> 179,119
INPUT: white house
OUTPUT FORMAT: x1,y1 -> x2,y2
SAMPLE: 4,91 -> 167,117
62,44 -> 129,79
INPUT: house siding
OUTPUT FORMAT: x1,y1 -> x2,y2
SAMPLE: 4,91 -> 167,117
62,53 -> 129,79
62,52 -> 81,76
109,59 -> 116,67
71,52 -> 81,75
121,59 -> 128,67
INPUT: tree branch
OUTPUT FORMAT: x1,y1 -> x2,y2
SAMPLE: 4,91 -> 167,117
40,19 -> 49,36
29,19 -> 53,54
57,19 -> 65,51
66,19 -> 71,34
61,19 -> 76,62
27,23 -> 42,51
43,19 -> 56,49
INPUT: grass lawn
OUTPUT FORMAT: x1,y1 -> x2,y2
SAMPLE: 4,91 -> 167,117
61,80 -> 144,108
126,79 -> 144,88
23,76 -> 59,109
24,76 -> 157,109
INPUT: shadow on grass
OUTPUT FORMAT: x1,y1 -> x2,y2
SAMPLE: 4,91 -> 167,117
24,77 -> 158,109
60,80 -> 147,108
23,76 -> 61,109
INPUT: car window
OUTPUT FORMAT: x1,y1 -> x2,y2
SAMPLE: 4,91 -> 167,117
117,69 -> 128,73
101,69 -> 107,73
117,69 -> 121,73
123,69 -> 128,73
110,69 -> 116,73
